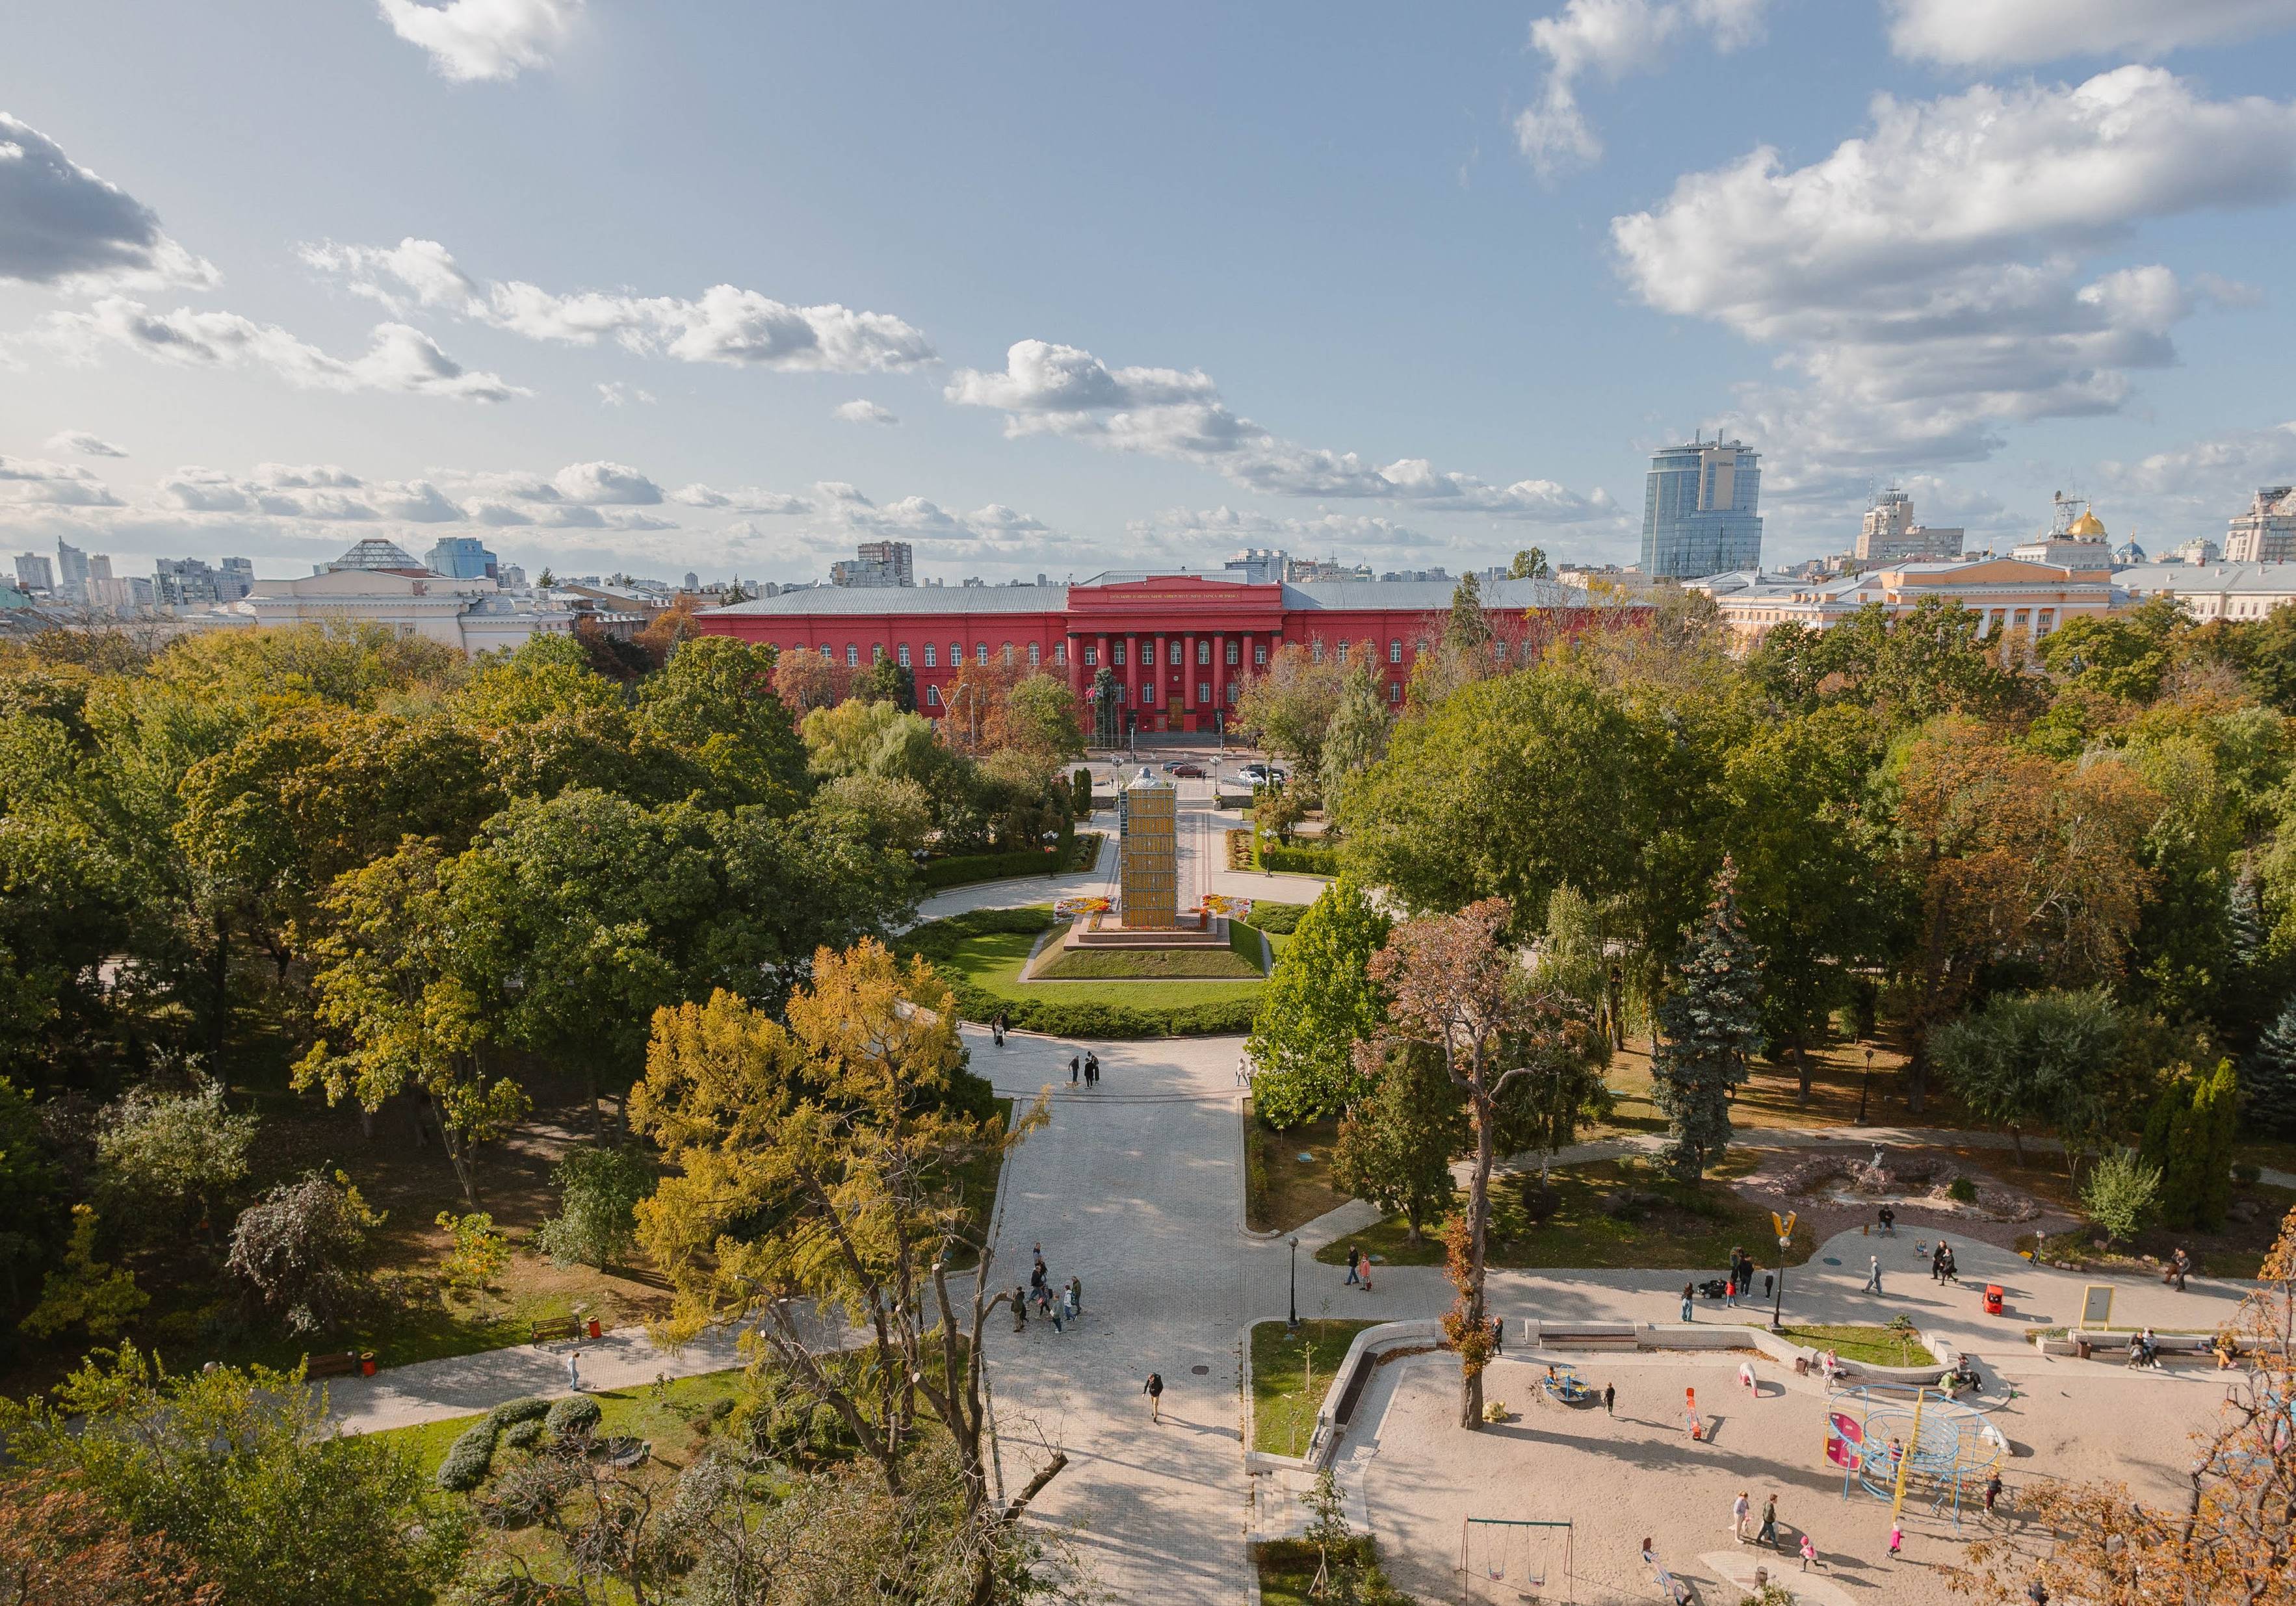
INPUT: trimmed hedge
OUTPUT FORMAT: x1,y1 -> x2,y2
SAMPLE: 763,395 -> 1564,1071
1227,918 -> 1266,969
545,1394 -> 603,1440
501,1418 -> 545,1451
919,832 -> 1102,890
487,1395 -> 551,1429
899,904 -> 1261,1038
435,1420 -> 500,1492
1243,901 -> 1311,936
1261,843 -> 1341,876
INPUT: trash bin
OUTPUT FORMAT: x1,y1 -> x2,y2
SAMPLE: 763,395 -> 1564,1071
586,1318 -> 602,1340
359,1352 -> 377,1377
1984,1284 -> 2005,1316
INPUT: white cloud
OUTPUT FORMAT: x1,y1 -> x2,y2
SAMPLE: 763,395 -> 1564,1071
0,112 -> 217,289
550,461 -> 662,504
1613,68 -> 2296,474
40,296 -> 525,402
947,339 -> 1610,522
46,430 -> 126,458
151,464 -> 465,523
2098,420 -> 2296,497
1131,505 -> 1446,552
302,237 -> 937,372
1886,0 -> 2296,68
377,0 -> 582,83
596,381 -> 656,406
832,398 -> 899,426
0,455 -> 123,508
1515,0 -> 1772,176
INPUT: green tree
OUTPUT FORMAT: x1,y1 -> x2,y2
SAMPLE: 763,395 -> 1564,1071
1331,1043 -> 1463,1245
2245,999 -> 2296,1135
1091,666 -> 1121,747
1930,989 -> 2132,1169
18,1206 -> 145,1342
1444,573 -> 1491,651
850,654 -> 918,712
0,1346 -> 467,1606
2081,1147 -> 2161,1246
2141,1060 -> 2241,1231
2039,595 -> 2189,703
1509,548 -> 1549,580
0,1076 -> 62,1312
1246,881 -> 1391,1126
802,698 -> 916,777
811,773 -> 935,855
433,1210 -> 510,1308
1319,664 -> 1390,812
1233,644 -> 1346,777
535,1145 -> 655,1271
987,673 -> 1085,771
1344,666 -> 1659,927
1651,861 -> 1765,1182
635,634 -> 809,811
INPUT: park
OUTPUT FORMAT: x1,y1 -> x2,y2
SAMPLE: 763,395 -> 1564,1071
5,597 -> 2296,1606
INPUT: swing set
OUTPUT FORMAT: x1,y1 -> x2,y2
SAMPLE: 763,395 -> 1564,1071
1458,1517 -> 1574,1603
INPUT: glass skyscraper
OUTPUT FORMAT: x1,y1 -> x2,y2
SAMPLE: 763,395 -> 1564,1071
1639,437 -> 1764,578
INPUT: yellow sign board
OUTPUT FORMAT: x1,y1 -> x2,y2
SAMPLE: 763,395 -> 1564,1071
1771,1210 -> 1797,1242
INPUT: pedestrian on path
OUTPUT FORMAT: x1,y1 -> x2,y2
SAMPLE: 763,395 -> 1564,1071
1756,1495 -> 1779,1548
1681,1282 -> 1695,1321
2171,1247 -> 2191,1291
1865,1256 -> 1884,1294
1143,1371 -> 1164,1423
1235,1053 -> 1251,1087
1345,1245 -> 1362,1286
1800,1533 -> 1820,1572
1086,1050 -> 1101,1087
1602,1382 -> 1615,1416
567,1350 -> 582,1392
1359,1256 -> 1374,1293
1067,1274 -> 1082,1314
1985,1472 -> 2003,1515
1491,1315 -> 1504,1355
1732,1490 -> 1751,1542
1070,1054 -> 1080,1085
1011,1286 -> 1028,1332
1050,1295 -> 1064,1334
1888,1522 -> 1903,1559
992,1011 -> 1007,1048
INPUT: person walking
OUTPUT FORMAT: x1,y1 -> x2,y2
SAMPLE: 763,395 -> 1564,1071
1800,1534 -> 1819,1572
1490,1314 -> 1504,1356
1070,1053 -> 1080,1086
1984,1472 -> 2003,1515
1011,1286 -> 1028,1332
992,1010 -> 1007,1048
1681,1282 -> 1695,1321
1941,1243 -> 1959,1284
1732,1490 -> 1751,1542
2171,1247 -> 2191,1292
1756,1495 -> 1779,1549
1086,1050 -> 1101,1087
566,1349 -> 582,1393
1345,1245 -> 1363,1287
1602,1381 -> 1615,1416
1067,1274 -> 1082,1315
1888,1522 -> 1904,1559
1235,1052 -> 1251,1087
1143,1371 -> 1164,1423
1865,1255 -> 1883,1294
1359,1255 -> 1374,1293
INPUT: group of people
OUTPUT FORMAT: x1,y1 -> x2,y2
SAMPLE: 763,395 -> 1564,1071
2127,1327 -> 2166,1369
1724,1247 -> 1769,1307
1014,1243 -> 1082,1334
1929,1239 -> 1960,1284
1068,1050 -> 1103,1087
1342,1244 -> 1377,1292
1723,1494 -> 1823,1571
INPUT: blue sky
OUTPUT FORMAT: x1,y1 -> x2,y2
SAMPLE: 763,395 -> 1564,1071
7,0 -> 2296,584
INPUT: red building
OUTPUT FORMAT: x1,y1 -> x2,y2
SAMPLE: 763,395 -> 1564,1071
696,571 -> 1617,734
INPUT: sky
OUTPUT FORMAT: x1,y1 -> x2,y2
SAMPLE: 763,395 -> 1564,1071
7,0 -> 2296,586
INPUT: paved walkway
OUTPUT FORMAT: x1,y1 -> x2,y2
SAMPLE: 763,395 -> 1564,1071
327,1321 -> 748,1436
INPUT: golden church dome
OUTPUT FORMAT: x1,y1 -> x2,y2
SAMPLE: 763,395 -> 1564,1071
2067,509 -> 2107,537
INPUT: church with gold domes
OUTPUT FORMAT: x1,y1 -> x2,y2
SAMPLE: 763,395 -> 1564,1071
2010,492 -> 2117,573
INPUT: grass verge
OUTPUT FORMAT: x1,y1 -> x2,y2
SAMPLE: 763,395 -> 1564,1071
377,1367 -> 751,1477
1246,1107 -> 1346,1234
1254,1537 -> 1401,1605
1032,944 -> 1263,980
894,905 -> 1268,1035
1250,1318 -> 1375,1458
1730,1321 -> 1937,1368
1314,1157 -> 1818,1272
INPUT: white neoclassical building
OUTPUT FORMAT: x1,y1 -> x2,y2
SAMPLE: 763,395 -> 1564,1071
2115,563 -> 2296,621
1693,556 -> 2125,647
241,543 -> 576,656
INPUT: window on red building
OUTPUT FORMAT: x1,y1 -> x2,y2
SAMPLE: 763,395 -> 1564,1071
819,644 -> 832,660
1028,642 -> 1040,667
897,643 -> 910,667
1389,680 -> 1402,703
1197,680 -> 1210,705
1195,640 -> 1209,666
1001,643 -> 1014,667
924,643 -> 937,666
1389,639 -> 1402,663
1225,682 -> 1237,705
1169,641 -> 1182,666
926,685 -> 939,706
1253,643 -> 1267,666
949,640 -> 961,664
976,643 -> 989,665
846,645 -> 859,666
872,643 -> 885,662
1311,640 -> 1324,663
1225,640 -> 1238,666
1053,643 -> 1067,665
1084,645 -> 1098,666
1336,641 -> 1350,665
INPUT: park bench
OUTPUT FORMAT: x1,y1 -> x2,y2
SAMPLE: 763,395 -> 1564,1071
2070,1330 -> 2213,1361
1530,1322 -> 1640,1351
530,1317 -> 583,1344
302,1351 -> 361,1379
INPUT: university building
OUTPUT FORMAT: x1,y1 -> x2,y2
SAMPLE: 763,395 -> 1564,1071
695,571 -> 1613,734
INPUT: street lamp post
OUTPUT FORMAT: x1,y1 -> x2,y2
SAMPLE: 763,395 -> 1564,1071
1288,1237 -> 1301,1332
1772,1234 -> 1790,1332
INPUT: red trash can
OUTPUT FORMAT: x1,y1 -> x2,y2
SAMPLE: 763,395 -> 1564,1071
359,1352 -> 377,1377
1983,1284 -> 2004,1315
586,1318 -> 602,1339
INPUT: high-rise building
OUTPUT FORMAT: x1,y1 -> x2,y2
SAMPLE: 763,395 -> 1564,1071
219,556 -> 254,601
831,539 -> 915,588
2226,487 -> 2296,563
55,539 -> 90,600
155,557 -> 220,606
424,536 -> 499,580
88,554 -> 113,582
1855,486 -> 1963,563
1639,435 -> 1764,578
14,554 -> 55,594
1223,549 -> 1286,584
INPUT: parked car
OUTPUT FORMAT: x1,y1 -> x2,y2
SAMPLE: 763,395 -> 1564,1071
1168,761 -> 1206,777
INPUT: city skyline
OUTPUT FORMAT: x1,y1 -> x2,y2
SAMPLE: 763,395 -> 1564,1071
7,3 -> 2296,583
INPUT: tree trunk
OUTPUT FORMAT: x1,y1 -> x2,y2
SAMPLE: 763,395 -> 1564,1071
207,913 -> 231,1059
1460,1094 -> 1497,1431
2010,1126 -> 2026,1165
1795,1044 -> 1813,1107
437,1104 -> 477,1209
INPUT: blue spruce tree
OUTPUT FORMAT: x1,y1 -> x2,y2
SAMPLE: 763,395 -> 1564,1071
1652,859 -> 1766,1182
2247,999 -> 2296,1137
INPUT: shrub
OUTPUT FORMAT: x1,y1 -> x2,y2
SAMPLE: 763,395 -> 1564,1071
1946,1176 -> 1978,1204
488,1395 -> 552,1429
917,832 -> 1101,890
435,1420 -> 499,1492
1072,766 -> 1093,816
499,1418 -> 545,1452
2083,1146 -> 2163,1245
1246,901 -> 1311,936
534,1146 -> 654,1271
1261,843 -> 1342,876
226,1169 -> 384,1336
545,1394 -> 602,1440
2236,1160 -> 2263,1186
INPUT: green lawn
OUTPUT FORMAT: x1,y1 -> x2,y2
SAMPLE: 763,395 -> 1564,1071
1255,1538 -> 1398,1605
914,903 -> 1277,1008
1314,1157 -> 1817,1272
1250,1318 -> 1374,1458
1732,1321 -> 1938,1368
374,1367 -> 751,1475
1032,944 -> 1263,980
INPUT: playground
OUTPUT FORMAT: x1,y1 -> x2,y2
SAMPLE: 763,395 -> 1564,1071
1334,1342 -> 2232,1604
